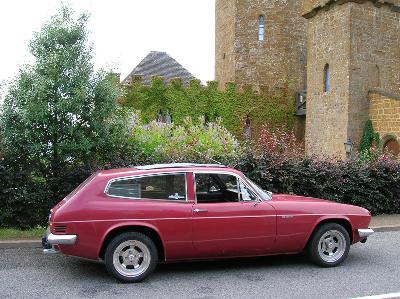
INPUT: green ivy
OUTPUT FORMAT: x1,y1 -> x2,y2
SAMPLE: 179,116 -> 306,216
359,119 -> 381,156
121,77 -> 295,138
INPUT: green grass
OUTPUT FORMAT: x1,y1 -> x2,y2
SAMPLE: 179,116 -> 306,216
0,227 -> 46,240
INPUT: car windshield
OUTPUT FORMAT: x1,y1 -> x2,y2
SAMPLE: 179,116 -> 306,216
244,176 -> 272,200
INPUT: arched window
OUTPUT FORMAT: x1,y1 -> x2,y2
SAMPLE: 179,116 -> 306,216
258,15 -> 265,41
374,64 -> 380,88
383,137 -> 400,157
324,64 -> 331,92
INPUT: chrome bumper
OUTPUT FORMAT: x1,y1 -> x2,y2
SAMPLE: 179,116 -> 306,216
47,233 -> 77,245
358,228 -> 374,238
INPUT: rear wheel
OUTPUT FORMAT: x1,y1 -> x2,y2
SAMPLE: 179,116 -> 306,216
104,232 -> 158,282
307,223 -> 350,267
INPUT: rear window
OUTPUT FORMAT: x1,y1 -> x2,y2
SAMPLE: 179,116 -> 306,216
64,172 -> 98,201
106,173 -> 186,201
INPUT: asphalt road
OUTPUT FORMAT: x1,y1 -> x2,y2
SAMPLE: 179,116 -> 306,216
1,231 -> 400,299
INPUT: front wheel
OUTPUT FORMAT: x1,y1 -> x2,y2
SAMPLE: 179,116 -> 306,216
307,223 -> 350,267
104,232 -> 158,282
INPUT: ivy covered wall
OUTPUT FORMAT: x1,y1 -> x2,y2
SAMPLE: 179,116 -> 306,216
120,77 -> 296,138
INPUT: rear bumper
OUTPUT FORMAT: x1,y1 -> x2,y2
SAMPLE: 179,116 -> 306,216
42,231 -> 77,254
47,233 -> 77,245
358,228 -> 374,238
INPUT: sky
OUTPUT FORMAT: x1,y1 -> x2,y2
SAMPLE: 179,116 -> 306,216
0,0 -> 215,96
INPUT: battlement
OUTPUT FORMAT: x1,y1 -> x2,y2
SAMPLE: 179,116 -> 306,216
124,75 -> 298,98
303,0 -> 400,19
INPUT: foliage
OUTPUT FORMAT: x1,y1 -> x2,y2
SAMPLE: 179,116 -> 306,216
0,6 -> 130,228
359,119 -> 381,160
254,125 -> 304,160
121,77 -> 296,139
237,151 -> 400,215
129,113 -> 241,165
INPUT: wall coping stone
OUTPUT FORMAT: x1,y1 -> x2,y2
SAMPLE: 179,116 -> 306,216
303,0 -> 400,19
369,88 -> 400,101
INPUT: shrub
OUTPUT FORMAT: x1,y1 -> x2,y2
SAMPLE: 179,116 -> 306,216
129,113 -> 241,165
237,151 -> 400,215
255,125 -> 304,160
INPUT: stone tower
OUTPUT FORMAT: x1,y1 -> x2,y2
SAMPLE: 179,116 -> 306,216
215,0 -> 307,93
304,0 -> 400,157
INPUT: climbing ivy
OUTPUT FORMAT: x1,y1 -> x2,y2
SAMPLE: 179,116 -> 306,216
121,77 -> 295,138
359,119 -> 381,161
360,119 -> 381,152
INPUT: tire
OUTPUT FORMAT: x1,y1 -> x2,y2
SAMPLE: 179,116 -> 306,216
307,223 -> 350,267
104,232 -> 158,282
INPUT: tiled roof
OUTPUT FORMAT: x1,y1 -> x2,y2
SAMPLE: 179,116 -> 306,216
122,51 -> 198,85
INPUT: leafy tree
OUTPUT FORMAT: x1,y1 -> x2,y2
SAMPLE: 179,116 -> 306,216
0,6 -> 128,227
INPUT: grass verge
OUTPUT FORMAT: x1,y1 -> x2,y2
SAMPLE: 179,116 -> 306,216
0,227 -> 46,240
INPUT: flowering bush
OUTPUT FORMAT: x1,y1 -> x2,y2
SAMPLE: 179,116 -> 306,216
129,113 -> 241,165
255,125 -> 304,160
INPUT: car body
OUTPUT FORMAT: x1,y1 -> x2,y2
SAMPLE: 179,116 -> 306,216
42,163 -> 374,282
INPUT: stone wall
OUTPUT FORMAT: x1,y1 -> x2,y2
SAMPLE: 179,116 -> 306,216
215,0 -> 307,93
348,2 -> 400,147
216,0 -> 400,157
305,1 -> 400,158
369,89 -> 400,141
305,4 -> 351,158
215,0 -> 236,88
302,0 -> 400,17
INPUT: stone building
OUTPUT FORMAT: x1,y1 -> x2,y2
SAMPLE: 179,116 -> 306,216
215,0 -> 400,158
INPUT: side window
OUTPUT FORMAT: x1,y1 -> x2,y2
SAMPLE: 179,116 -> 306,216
195,173 -> 239,203
107,173 -> 186,201
239,180 -> 258,201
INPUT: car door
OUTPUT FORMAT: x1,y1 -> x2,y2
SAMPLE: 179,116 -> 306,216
191,172 -> 276,258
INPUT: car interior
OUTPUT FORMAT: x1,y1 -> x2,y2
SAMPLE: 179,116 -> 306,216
195,173 -> 240,203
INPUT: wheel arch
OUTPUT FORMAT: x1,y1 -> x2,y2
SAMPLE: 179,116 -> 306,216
98,224 -> 166,262
304,217 -> 354,249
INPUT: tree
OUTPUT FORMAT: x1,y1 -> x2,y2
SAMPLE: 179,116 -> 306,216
0,6 -> 128,227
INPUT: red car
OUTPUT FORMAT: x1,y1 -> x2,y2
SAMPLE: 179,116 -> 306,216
42,163 -> 374,282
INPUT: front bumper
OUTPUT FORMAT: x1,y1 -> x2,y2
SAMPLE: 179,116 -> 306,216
42,231 -> 77,254
358,228 -> 374,238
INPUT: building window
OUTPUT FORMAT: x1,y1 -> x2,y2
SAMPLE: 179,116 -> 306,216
324,64 -> 331,92
258,15 -> 265,41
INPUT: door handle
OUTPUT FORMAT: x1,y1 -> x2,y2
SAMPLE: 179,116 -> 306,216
193,209 -> 208,213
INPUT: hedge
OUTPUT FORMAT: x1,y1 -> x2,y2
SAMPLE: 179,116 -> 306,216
237,152 -> 400,215
1,149 -> 399,228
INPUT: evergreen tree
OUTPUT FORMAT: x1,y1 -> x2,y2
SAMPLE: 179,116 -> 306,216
0,6 -> 127,226
1,6 -> 126,171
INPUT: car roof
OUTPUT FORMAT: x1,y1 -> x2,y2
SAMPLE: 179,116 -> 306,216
97,163 -> 238,178
135,163 -> 227,170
